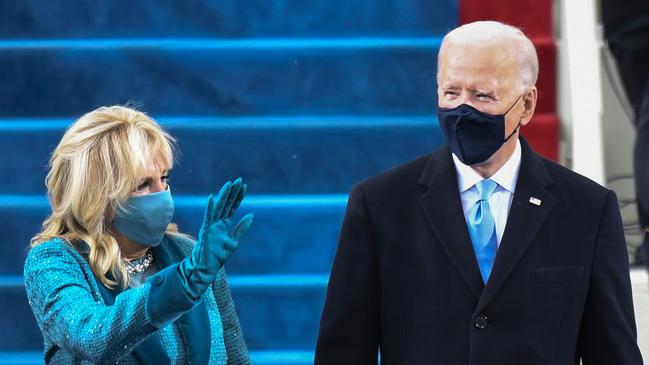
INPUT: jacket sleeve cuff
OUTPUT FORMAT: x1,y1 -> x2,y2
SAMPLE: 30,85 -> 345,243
146,263 -> 201,328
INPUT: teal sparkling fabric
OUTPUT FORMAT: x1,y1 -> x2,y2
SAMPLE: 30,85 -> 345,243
204,285 -> 226,364
158,321 -> 187,364
130,263 -> 189,364
211,269 -> 247,364
24,235 -> 249,364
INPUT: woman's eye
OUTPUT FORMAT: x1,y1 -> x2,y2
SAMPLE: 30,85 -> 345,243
135,182 -> 148,191
476,94 -> 493,100
161,175 -> 169,183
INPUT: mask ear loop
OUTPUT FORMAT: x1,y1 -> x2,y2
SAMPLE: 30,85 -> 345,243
503,120 -> 522,143
502,95 -> 524,143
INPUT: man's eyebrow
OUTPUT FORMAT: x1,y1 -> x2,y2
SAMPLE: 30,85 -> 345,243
469,88 -> 496,96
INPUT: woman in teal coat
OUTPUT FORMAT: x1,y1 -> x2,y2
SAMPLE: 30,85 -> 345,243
24,105 -> 254,364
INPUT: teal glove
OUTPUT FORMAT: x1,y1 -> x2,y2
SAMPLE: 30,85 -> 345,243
178,178 -> 254,300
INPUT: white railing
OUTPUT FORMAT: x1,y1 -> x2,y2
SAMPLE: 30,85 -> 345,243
557,0 -> 605,185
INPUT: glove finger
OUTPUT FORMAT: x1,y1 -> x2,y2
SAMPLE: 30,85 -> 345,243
223,236 -> 240,251
233,213 -> 254,241
213,181 -> 232,220
202,194 -> 215,227
223,177 -> 243,219
228,183 -> 247,218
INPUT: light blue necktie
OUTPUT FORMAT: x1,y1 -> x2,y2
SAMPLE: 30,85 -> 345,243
467,179 -> 498,283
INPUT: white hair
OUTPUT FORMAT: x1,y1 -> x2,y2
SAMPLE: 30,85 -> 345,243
438,21 -> 539,92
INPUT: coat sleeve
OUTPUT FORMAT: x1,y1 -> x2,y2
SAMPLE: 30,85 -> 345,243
578,190 -> 644,364
23,239 -> 199,363
315,184 -> 380,365
212,268 -> 250,364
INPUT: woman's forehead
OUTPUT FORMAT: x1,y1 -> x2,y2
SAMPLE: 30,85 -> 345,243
141,155 -> 170,175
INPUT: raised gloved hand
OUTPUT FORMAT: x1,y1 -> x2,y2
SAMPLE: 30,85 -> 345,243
178,177 -> 254,300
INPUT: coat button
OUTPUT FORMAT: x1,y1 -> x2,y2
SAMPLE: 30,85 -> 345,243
474,315 -> 488,329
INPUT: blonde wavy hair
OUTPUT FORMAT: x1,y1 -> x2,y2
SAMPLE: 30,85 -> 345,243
31,105 -> 179,289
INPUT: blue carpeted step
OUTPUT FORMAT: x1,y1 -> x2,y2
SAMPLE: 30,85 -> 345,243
0,283 -> 40,352
0,0 -> 457,39
0,351 -> 314,365
0,276 -> 326,351
0,352 -> 40,365
231,277 -> 326,350
0,41 -> 440,117
0,195 -> 345,276
250,351 -> 313,365
0,117 -> 442,195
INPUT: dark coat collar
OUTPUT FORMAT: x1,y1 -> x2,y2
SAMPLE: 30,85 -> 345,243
417,138 -> 556,305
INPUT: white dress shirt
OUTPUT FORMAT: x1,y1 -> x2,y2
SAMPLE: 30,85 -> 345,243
452,139 -> 522,246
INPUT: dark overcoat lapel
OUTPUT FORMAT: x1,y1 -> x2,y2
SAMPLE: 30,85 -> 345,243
417,139 -> 556,306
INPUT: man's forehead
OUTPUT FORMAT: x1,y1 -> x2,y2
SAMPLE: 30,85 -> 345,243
438,43 -> 518,84
439,72 -> 500,89
441,41 -> 515,66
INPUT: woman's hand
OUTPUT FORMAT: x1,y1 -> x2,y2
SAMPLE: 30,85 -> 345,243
178,178 -> 254,300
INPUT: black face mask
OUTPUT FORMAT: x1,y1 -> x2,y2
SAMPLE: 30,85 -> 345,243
438,97 -> 522,165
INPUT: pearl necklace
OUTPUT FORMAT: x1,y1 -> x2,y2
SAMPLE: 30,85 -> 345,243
125,249 -> 154,275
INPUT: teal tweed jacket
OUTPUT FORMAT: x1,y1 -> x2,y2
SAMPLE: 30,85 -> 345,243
24,234 -> 250,364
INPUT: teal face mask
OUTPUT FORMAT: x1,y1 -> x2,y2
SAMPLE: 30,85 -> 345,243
112,187 -> 175,247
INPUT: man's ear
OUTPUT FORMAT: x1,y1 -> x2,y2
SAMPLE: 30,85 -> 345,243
519,86 -> 538,127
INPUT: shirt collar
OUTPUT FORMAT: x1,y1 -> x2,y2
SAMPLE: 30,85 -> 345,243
452,139 -> 522,193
